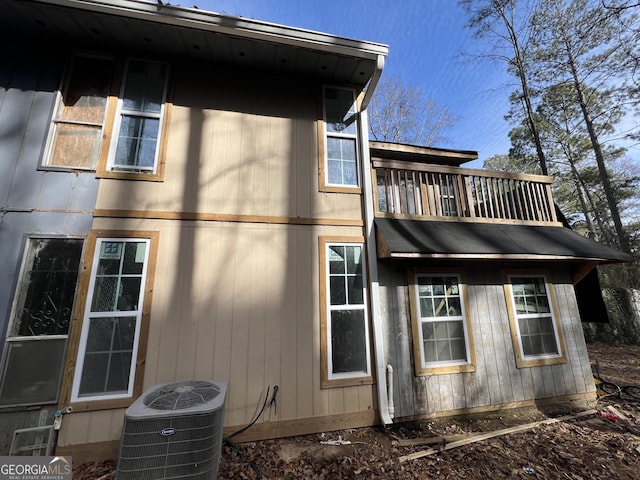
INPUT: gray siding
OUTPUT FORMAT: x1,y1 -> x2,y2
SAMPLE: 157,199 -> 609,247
0,46 -> 98,452
379,261 -> 595,420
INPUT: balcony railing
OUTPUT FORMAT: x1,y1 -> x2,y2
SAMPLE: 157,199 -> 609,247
373,159 -> 559,225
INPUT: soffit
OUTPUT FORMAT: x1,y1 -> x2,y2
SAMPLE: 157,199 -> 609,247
1,0 -> 387,87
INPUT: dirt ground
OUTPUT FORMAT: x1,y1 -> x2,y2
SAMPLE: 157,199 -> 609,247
73,342 -> 640,479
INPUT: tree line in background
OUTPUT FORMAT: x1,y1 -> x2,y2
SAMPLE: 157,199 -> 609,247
370,0 -> 639,288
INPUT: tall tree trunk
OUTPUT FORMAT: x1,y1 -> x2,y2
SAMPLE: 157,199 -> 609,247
565,37 -> 631,254
495,0 -> 549,175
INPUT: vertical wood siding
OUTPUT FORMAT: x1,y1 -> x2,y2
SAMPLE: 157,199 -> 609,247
379,263 -> 595,420
58,219 -> 373,447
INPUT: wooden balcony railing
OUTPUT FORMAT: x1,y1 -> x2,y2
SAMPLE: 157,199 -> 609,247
373,159 -> 559,225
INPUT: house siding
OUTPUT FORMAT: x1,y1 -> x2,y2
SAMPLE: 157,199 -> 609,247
379,262 -> 595,420
56,62 -> 375,453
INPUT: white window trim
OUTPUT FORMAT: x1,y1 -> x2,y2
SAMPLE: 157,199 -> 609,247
325,241 -> 371,381
70,237 -> 151,402
323,86 -> 360,188
105,59 -> 168,174
413,273 -> 471,370
507,274 -> 562,361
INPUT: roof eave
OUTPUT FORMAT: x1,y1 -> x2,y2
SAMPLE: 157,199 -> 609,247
31,0 -> 389,60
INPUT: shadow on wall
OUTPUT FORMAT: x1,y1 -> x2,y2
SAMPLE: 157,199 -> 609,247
583,288 -> 640,345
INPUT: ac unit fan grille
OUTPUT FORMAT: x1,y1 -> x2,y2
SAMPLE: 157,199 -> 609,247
143,380 -> 220,410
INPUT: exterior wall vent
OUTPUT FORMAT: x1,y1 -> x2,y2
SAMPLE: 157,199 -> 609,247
116,380 -> 227,480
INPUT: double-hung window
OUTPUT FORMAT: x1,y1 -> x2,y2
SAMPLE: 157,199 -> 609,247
409,271 -> 475,375
322,87 -> 360,190
70,232 -> 157,403
504,273 -> 566,367
43,53 -> 115,170
0,237 -> 84,405
105,59 -> 168,175
320,238 -> 372,386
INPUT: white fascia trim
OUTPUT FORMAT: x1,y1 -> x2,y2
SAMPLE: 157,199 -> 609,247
32,0 -> 389,60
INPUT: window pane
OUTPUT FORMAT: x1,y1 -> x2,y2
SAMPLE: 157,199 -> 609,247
0,339 -> 66,404
122,61 -> 166,113
79,316 -> 136,396
49,123 -> 103,169
331,310 -> 367,374
329,246 -> 345,274
114,116 -> 159,168
330,277 -> 346,305
345,246 -> 361,274
122,242 -> 146,274
91,276 -> 119,312
324,87 -> 356,135
12,238 -> 83,337
420,297 -> 434,317
326,138 -> 357,186
119,278 -> 142,311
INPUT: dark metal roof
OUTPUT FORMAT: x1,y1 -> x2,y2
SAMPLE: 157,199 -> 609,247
375,218 -> 633,264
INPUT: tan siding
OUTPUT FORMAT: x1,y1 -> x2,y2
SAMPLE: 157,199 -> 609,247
95,67 -> 362,223
59,218 -> 372,447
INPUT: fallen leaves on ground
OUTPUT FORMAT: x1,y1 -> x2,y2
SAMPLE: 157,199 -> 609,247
74,342 -> 640,479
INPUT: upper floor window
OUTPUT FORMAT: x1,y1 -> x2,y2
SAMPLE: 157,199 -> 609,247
43,53 -> 115,170
408,271 -> 475,376
321,87 -> 360,190
43,52 -> 170,181
504,273 -> 566,368
320,237 -> 372,387
105,59 -> 168,175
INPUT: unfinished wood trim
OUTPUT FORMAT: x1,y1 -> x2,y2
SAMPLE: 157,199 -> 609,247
407,268 -> 476,377
94,209 -> 365,227
572,262 -> 598,284
59,229 -> 160,413
502,269 -> 568,369
319,236 -> 373,388
95,60 -> 171,183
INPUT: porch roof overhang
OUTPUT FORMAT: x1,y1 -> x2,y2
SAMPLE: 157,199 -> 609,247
375,218 -> 633,264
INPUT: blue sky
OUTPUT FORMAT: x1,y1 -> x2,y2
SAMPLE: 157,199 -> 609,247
189,0 -> 518,167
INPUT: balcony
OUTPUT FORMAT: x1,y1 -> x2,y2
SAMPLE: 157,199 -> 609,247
372,159 -> 560,226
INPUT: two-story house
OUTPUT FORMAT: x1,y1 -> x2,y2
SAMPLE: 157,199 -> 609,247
0,0 -> 630,464
0,0 -> 388,461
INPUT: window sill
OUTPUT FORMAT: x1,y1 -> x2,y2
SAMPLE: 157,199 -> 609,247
321,376 -> 374,389
415,363 -> 476,376
515,355 -> 567,369
96,170 -> 164,182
